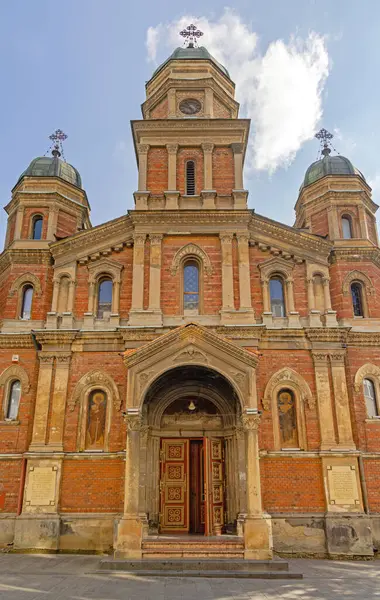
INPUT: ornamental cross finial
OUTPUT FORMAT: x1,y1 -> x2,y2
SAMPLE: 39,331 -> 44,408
315,128 -> 333,157
179,24 -> 204,48
47,129 -> 68,159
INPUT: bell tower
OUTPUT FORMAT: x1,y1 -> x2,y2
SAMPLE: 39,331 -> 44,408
132,25 -> 250,211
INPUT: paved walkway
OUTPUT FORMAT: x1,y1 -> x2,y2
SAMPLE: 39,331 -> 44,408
0,554 -> 379,599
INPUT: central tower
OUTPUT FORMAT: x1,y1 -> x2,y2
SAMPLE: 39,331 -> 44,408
132,25 -> 250,211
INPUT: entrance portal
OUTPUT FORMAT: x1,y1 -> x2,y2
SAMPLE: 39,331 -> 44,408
159,437 -> 225,535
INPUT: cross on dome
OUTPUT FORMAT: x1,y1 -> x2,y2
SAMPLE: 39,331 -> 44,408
315,128 -> 334,157
179,24 -> 204,48
46,129 -> 68,159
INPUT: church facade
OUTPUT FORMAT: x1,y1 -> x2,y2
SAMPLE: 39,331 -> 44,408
0,40 -> 380,560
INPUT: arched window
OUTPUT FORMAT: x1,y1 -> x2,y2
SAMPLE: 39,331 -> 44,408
97,278 -> 113,319
342,216 -> 353,239
20,285 -> 33,320
270,277 -> 285,317
85,389 -> 107,450
183,260 -> 199,314
277,389 -> 299,448
363,379 -> 379,417
186,161 -> 196,195
351,282 -> 364,317
32,216 -> 43,240
6,380 -> 21,420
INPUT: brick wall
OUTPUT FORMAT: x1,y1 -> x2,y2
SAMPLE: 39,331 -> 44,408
310,209 -> 329,236
60,459 -> 124,512
260,458 -> 325,512
21,208 -> 49,239
364,458 -> 380,512
0,263 -> 53,321
147,147 -> 168,194
329,261 -> 380,319
150,97 -> 168,118
213,97 -> 231,118
56,210 -> 78,238
0,459 -> 22,513
212,147 -> 234,194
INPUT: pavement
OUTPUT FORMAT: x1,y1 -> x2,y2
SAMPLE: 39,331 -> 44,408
0,553 -> 379,599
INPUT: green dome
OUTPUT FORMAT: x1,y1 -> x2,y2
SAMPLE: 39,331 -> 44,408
151,46 -> 230,80
303,153 -> 365,188
17,156 -> 82,188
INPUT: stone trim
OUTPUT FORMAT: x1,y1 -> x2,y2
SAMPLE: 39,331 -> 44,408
69,369 -> 122,412
262,367 -> 314,411
342,270 -> 375,296
354,363 -> 380,393
9,273 -> 42,297
170,243 -> 213,276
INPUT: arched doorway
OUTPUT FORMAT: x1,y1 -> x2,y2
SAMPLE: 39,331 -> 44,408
140,366 -> 244,536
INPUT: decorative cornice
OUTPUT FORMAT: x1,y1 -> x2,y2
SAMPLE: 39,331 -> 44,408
305,328 -> 350,344
348,331 -> 380,346
0,249 -> 52,277
0,334 -> 35,349
129,209 -> 252,227
331,247 -> 380,267
123,323 -> 259,370
170,243 -> 213,276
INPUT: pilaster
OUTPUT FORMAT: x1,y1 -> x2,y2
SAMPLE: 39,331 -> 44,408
29,354 -> 55,450
14,206 -> 24,240
48,353 -> 72,451
312,351 -> 337,450
146,234 -> 163,326
219,232 -> 235,324
202,142 -> 214,190
46,207 -> 59,241
166,144 -> 178,190
137,144 -> 150,192
330,351 -> 355,449
231,143 -> 244,190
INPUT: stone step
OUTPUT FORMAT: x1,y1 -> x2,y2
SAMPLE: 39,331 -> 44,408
99,558 -> 291,574
96,569 -> 303,579
142,551 -> 244,559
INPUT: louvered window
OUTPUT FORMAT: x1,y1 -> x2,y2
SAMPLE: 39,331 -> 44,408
186,161 -> 195,195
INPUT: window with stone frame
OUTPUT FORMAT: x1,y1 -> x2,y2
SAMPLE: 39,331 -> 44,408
351,281 -> 365,317
5,379 -> 21,420
363,378 -> 379,418
183,259 -> 200,314
31,215 -> 43,240
270,276 -> 286,317
342,215 -> 353,239
185,160 -> 196,195
97,277 -> 113,319
20,285 -> 33,320
277,389 -> 299,448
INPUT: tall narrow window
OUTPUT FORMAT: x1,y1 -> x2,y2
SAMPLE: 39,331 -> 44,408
351,282 -> 364,317
186,161 -> 196,195
32,216 -> 43,240
183,260 -> 199,313
277,389 -> 299,448
97,278 -> 113,318
342,216 -> 353,239
6,380 -> 21,420
20,285 -> 33,320
85,390 -> 107,450
363,378 -> 378,417
270,277 -> 285,317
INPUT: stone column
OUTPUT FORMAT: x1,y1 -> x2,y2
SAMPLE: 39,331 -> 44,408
202,143 -> 214,190
29,354 -> 55,450
87,281 -> 95,314
14,206 -> 24,240
148,234 -> 163,314
236,233 -> 254,317
204,88 -> 214,117
67,280 -> 76,313
322,276 -> 338,326
168,89 -> 176,117
220,233 -> 235,321
330,352 -> 355,449
128,233 -> 147,326
312,352 -> 337,449
137,144 -> 149,191
231,143 -> 244,190
307,277 -> 315,311
166,144 -> 178,190
51,279 -> 60,312
327,206 -> 340,240
115,412 -> 144,558
46,207 -> 59,241
48,353 -> 71,451
242,412 -> 272,559
111,280 -> 120,314
358,205 -> 369,239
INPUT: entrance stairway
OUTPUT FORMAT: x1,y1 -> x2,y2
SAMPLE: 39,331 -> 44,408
98,536 -> 303,579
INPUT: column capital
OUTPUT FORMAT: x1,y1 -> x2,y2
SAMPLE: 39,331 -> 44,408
137,144 -> 150,155
322,276 -> 330,286
166,144 -> 178,154
329,350 -> 346,364
231,142 -> 244,155
242,413 -> 261,431
202,142 -> 214,154
133,233 -> 147,246
312,351 -> 329,365
123,412 -> 143,431
149,233 -> 163,245
38,353 -> 55,365
55,353 -> 72,365
219,232 -> 234,244
236,232 -> 250,244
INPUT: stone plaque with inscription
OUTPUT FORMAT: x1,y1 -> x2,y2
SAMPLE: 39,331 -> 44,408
327,465 -> 360,505
25,466 -> 57,507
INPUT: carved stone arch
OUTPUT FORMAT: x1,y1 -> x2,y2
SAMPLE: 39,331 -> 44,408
170,243 -> 213,276
262,367 -> 314,411
0,365 -> 30,393
342,270 -> 375,296
258,256 -> 294,283
69,369 -> 121,411
9,273 -> 42,297
54,271 -> 72,283
87,258 -> 123,284
354,363 -> 380,393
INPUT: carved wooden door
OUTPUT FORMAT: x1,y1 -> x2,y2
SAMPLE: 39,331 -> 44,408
159,439 -> 189,533
204,437 -> 225,535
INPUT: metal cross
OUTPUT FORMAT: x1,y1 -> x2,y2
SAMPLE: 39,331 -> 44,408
315,128 -> 333,157
179,24 -> 204,48
47,129 -> 68,159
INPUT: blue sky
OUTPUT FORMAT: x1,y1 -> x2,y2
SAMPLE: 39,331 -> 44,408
1,0 -> 380,244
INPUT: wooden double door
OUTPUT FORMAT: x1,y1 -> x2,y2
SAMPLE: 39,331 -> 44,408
159,438 -> 225,535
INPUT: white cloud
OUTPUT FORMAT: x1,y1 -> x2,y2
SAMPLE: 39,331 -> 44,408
146,10 -> 329,173
368,174 -> 380,195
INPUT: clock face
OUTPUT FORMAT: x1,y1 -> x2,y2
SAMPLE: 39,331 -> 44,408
179,98 -> 202,115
